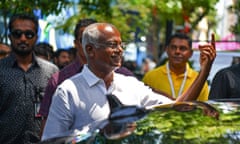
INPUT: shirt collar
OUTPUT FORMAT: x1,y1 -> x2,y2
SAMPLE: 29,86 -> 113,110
9,53 -> 40,68
82,64 -> 102,87
162,61 -> 192,77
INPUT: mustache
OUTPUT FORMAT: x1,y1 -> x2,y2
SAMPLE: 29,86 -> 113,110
18,43 -> 28,47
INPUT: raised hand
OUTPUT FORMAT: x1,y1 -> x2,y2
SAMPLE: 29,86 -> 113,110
198,33 -> 216,73
176,34 -> 216,101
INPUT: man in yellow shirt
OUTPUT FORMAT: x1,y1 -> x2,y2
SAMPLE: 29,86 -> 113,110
142,33 -> 209,101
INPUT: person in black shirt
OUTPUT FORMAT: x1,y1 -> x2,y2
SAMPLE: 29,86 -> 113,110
0,13 -> 58,144
209,63 -> 240,99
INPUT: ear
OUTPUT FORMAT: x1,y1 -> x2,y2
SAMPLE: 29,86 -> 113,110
85,44 -> 95,57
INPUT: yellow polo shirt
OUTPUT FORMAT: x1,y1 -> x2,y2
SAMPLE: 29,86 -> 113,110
142,62 -> 209,101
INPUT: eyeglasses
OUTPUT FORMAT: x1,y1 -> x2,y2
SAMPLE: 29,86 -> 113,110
11,30 -> 36,39
96,41 -> 126,49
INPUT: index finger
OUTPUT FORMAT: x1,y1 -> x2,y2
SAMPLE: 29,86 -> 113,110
211,33 -> 215,50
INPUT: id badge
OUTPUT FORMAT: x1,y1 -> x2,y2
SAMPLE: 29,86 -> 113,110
34,102 -> 41,118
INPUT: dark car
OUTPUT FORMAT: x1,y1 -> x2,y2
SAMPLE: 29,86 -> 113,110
40,99 -> 240,144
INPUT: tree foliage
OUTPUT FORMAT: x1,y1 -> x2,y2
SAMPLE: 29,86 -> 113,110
0,0 -> 69,42
0,0 -> 68,15
229,0 -> 240,36
0,0 -> 219,60
61,0 -> 219,60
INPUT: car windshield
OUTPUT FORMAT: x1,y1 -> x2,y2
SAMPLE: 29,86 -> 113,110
40,99 -> 240,144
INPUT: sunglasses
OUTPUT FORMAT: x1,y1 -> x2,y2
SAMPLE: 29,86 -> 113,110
11,30 -> 36,39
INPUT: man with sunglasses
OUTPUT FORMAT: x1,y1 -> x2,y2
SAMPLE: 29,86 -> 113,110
0,13 -> 58,144
42,23 -> 216,140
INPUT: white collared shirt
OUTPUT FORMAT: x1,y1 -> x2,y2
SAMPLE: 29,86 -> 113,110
42,64 -> 172,140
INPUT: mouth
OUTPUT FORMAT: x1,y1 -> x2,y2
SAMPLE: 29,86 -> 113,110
111,55 -> 122,65
18,43 -> 28,49
172,57 -> 183,62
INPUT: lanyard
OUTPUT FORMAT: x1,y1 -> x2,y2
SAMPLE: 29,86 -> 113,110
166,62 -> 188,98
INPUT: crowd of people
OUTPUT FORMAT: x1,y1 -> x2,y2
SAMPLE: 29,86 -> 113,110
34,42 -> 74,70
0,12 -> 238,144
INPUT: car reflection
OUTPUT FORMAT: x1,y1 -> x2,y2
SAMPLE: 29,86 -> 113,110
39,98 -> 240,144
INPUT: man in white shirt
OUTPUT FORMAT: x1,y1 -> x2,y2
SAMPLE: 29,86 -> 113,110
42,23 -> 216,140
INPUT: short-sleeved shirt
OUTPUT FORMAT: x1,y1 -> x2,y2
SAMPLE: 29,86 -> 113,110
41,65 -> 172,140
0,54 -> 58,144
209,63 -> 240,99
142,62 -> 209,101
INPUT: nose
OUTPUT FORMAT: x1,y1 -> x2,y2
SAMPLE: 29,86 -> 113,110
115,45 -> 124,53
113,46 -> 123,58
19,33 -> 28,41
118,45 -> 124,52
174,47 -> 181,53
64,56 -> 70,63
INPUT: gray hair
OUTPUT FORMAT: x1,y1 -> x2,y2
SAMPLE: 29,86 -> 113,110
82,23 -> 117,59
82,23 -> 103,59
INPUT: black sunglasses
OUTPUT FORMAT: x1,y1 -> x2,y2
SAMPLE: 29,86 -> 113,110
11,30 -> 36,39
